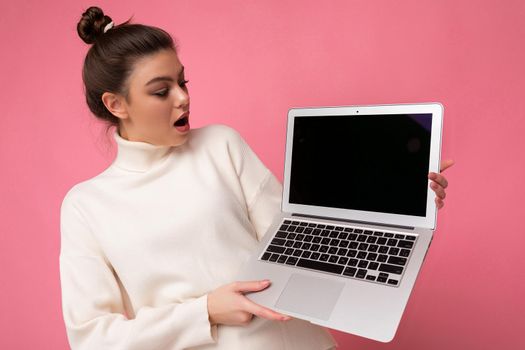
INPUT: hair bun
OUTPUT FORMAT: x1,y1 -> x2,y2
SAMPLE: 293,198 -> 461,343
77,6 -> 113,44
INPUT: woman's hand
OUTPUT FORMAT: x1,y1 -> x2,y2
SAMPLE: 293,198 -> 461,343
428,159 -> 455,210
207,280 -> 291,327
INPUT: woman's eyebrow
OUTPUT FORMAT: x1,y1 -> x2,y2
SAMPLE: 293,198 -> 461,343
145,66 -> 185,86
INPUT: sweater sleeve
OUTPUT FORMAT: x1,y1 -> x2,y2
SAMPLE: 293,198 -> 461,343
59,192 -> 218,350
225,127 -> 283,241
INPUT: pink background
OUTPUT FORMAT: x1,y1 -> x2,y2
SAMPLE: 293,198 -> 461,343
1,0 -> 524,348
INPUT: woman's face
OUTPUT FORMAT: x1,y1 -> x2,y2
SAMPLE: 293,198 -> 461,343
114,48 -> 191,146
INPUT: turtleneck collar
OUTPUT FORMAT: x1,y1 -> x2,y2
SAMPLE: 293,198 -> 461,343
112,130 -> 174,172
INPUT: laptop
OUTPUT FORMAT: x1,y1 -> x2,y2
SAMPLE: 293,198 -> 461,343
236,102 -> 443,342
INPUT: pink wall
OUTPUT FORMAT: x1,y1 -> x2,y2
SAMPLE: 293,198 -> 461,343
1,0 -> 524,348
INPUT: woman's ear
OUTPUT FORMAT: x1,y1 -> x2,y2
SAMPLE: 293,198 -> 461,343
101,92 -> 129,120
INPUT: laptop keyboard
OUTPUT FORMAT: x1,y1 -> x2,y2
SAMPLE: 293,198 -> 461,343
259,219 -> 418,287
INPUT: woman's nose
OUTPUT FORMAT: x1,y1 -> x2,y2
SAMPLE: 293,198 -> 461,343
173,87 -> 189,109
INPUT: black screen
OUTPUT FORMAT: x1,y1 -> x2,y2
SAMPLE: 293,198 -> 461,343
289,114 -> 432,217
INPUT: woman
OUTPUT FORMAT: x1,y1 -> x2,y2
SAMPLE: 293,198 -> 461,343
60,6 -> 454,350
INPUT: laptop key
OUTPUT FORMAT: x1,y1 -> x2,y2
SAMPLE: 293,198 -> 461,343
388,256 -> 407,266
394,234 -> 405,239
400,249 -> 411,257
377,254 -> 388,262
285,248 -> 294,255
366,252 -> 378,261
308,223 -> 317,227
261,252 -> 271,260
279,224 -> 289,231
285,240 -> 294,247
405,235 -> 416,241
311,252 -> 321,260
337,248 -> 348,256
358,260 -> 369,268
301,251 -> 312,258
339,240 -> 349,248
275,231 -> 288,238
293,250 -> 302,257
378,246 -> 389,254
379,263 -> 404,275
269,254 -> 279,262
366,275 -> 376,281
338,257 -> 349,265
296,258 -> 344,274
320,254 -> 330,261
377,277 -> 387,283
357,251 -> 367,259
387,279 -> 399,285
368,262 -> 379,270
343,267 -> 357,277
348,258 -> 358,266
277,255 -> 288,263
347,249 -> 357,257
271,238 -> 286,246
329,255 -> 339,263
377,237 -> 387,245
387,239 -> 398,246
389,247 -> 400,255
398,240 -> 414,249
356,269 -> 367,278
368,244 -> 379,252
266,245 -> 285,254
286,256 -> 299,265
328,247 -> 338,254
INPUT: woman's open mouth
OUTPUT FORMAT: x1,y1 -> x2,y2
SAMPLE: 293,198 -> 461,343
173,115 -> 190,132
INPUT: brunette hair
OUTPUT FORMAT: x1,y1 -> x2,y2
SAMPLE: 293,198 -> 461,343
77,6 -> 177,132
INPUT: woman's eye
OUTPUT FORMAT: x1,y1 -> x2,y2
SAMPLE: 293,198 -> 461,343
179,79 -> 189,88
154,88 -> 169,97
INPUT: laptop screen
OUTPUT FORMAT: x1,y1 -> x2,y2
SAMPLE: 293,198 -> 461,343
289,114 -> 432,217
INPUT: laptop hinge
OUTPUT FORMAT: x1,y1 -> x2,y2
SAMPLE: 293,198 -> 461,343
291,213 -> 416,231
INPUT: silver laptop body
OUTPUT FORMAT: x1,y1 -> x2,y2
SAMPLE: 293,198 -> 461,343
236,103 -> 444,342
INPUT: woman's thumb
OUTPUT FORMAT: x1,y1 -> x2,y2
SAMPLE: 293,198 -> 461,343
232,280 -> 271,293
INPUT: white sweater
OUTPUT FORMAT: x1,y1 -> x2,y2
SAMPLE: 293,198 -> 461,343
59,124 -> 337,350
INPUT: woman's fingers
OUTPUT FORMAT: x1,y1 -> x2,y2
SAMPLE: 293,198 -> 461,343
440,159 -> 455,172
231,280 -> 291,321
430,182 -> 446,199
241,296 -> 291,321
428,172 -> 449,189
436,197 -> 444,209
231,280 -> 271,293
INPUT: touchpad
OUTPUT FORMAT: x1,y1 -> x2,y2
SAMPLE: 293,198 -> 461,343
275,273 -> 344,320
